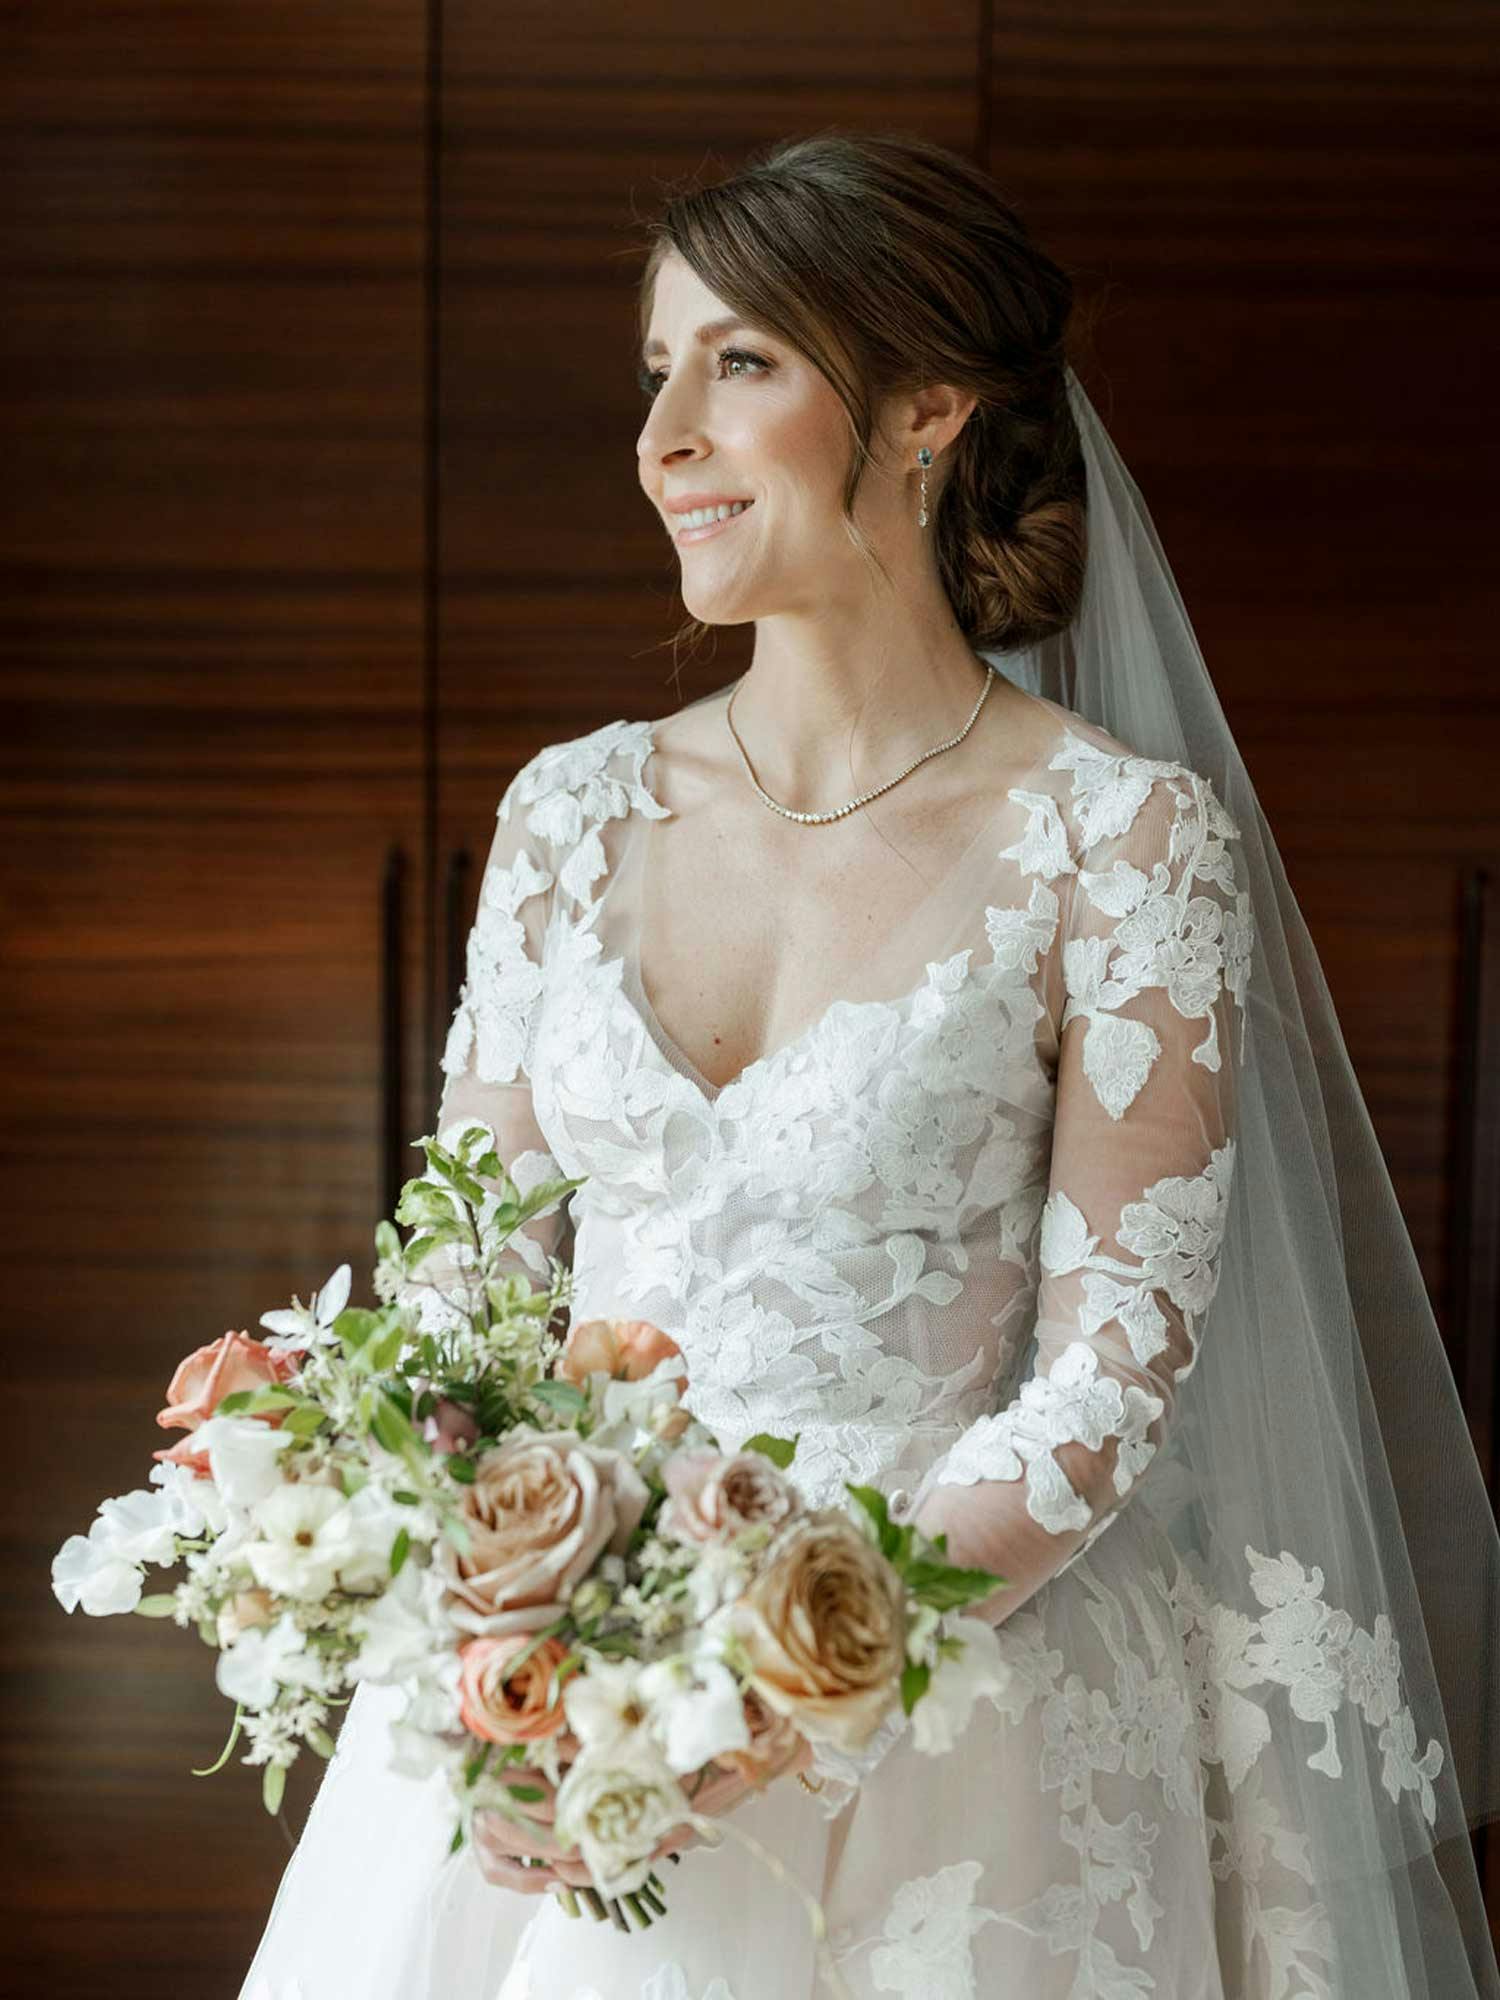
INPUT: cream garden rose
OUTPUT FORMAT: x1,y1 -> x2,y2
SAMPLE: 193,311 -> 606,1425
658,1448 -> 804,1547
443,1427 -> 650,1637
728,1510 -> 908,1751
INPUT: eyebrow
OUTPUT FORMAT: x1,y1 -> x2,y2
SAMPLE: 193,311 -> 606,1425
640,316 -> 757,362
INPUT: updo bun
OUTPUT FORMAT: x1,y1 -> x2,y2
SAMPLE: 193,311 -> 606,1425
638,128 -> 1090,654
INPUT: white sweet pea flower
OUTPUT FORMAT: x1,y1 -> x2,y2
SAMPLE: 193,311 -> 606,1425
562,1656 -> 657,1758
52,1516 -> 146,1616
909,1614 -> 1013,1757
215,1611 -> 325,1709
244,1484 -> 358,1600
552,1744 -> 689,1901
147,1458 -> 228,1538
330,1478 -> 440,1594
592,1354 -> 690,1446
636,1654 -> 751,1775
346,1558 -> 450,1684
94,1485 -> 188,1568
259,1262 -> 352,1357
191,1415 -> 296,1509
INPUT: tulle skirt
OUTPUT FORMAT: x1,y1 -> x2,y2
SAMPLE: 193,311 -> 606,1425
237,1501 -> 1497,2000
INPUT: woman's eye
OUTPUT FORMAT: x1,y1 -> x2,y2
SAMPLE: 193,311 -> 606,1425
639,347 -> 769,401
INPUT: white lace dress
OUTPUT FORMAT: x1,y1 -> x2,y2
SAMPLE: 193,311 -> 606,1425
239,692 -> 1450,2000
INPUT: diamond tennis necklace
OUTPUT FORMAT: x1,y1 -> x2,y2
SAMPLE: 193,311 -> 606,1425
724,663 -> 997,825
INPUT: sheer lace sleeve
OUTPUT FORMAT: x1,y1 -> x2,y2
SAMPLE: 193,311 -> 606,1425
906,756 -> 1255,1627
398,759 -> 574,1335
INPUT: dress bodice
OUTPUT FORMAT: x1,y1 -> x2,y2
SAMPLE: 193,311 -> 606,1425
435,691 -> 1253,1531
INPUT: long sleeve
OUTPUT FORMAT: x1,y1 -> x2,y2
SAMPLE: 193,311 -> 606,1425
907,755 -> 1256,1627
398,761 -> 575,1334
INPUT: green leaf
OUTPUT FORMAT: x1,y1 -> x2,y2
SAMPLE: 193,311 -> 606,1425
844,1484 -> 903,1560
464,1741 -> 492,1788
370,1390 -> 421,1459
903,1559 -> 1008,1611
389,1526 -> 411,1578
132,1593 -> 179,1619
740,1432 -> 798,1470
305,1723 -> 337,1759
333,1307 -> 382,1353
448,1823 -> 465,1854
506,1782 -> 547,1803
262,1761 -> 287,1815
392,1489 -> 422,1505
529,1379 -> 586,1419
900,1657 -> 931,1715
442,1512 -> 473,1558
374,1219 -> 402,1261
190,1703 -> 244,1776
446,1454 -> 477,1485
283,1405 -> 326,1437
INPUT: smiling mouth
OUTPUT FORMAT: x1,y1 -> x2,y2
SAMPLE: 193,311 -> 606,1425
675,501 -> 755,543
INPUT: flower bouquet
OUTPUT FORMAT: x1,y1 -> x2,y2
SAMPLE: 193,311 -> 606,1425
52,1117 -> 1012,1972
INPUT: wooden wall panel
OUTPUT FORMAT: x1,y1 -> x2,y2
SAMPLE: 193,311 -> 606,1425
983,0 -> 1499,1334
0,6 -> 428,1995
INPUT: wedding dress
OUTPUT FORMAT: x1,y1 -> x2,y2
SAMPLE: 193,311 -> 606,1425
238,680 -> 1496,2000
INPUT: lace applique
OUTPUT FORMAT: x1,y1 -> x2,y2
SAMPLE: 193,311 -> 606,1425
441,846 -> 553,1088
831,1859 -> 1003,2000
1046,733 -> 1255,1123
933,1341 -> 1164,1531
1040,1141 -> 1237,1373
504,717 -> 669,914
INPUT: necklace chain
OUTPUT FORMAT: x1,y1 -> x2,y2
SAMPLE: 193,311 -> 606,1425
724,664 -> 997,825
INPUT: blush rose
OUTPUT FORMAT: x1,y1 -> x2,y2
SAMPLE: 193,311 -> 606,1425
443,1427 -> 650,1637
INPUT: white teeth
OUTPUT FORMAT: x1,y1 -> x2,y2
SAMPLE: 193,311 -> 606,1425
679,501 -> 750,529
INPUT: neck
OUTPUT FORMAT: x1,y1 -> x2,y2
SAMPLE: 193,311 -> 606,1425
727,628 -> 995,810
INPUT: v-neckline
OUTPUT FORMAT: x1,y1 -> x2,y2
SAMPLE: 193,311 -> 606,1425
618,686 -> 1072,1106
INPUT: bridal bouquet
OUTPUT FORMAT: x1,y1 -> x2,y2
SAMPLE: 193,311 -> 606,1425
52,1117 -> 1012,1944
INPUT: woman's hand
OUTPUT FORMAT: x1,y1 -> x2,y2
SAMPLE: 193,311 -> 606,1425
471,1731 -> 818,1897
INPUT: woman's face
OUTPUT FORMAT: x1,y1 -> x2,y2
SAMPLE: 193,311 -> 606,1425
637,253 -> 905,627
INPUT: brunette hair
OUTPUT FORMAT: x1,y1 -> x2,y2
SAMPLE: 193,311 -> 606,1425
635,129 -> 1091,660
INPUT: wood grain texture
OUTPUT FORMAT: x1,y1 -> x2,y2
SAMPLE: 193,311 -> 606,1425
4,0 -> 1496,1988
0,4 -> 428,1993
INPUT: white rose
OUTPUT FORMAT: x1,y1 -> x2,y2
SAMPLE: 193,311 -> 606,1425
552,1745 -> 688,1901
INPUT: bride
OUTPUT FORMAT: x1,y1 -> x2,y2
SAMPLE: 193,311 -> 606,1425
239,131 -> 1500,1999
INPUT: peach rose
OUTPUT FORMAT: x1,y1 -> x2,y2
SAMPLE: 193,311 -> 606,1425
559,1317 -> 683,1385
457,1633 -> 572,1746
658,1449 -> 803,1547
729,1510 -> 907,1752
443,1427 -> 650,1637
215,1587 -> 276,1648
155,1329 -> 300,1435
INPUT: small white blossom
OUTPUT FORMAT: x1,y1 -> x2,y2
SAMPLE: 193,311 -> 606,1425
259,1262 -> 352,1356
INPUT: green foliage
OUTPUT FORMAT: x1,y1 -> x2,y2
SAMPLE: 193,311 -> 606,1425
132,1593 -> 179,1618
846,1484 -> 1007,1610
262,1761 -> 287,1815
740,1432 -> 799,1470
900,1657 -> 931,1715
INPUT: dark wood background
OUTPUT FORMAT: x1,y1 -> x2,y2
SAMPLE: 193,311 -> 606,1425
3,2 -> 1495,1992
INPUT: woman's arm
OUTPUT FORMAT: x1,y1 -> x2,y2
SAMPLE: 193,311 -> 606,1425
908,761 -> 1254,1623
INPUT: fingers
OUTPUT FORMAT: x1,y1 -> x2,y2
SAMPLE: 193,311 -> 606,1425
474,1806 -> 572,1866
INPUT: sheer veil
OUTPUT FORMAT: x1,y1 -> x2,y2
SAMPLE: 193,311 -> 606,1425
972,365 -> 1500,1986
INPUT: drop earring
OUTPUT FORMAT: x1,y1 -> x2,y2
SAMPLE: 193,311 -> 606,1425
916,446 -> 933,528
